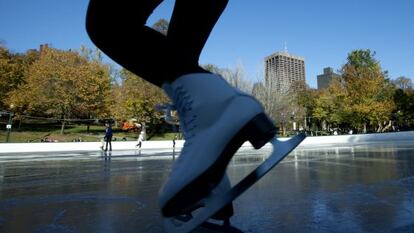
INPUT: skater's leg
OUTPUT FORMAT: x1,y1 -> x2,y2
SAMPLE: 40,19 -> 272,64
86,0 -> 171,87
86,0 -> 223,87
167,0 -> 229,70
105,139 -> 109,151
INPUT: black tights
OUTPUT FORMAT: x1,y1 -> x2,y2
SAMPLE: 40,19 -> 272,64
86,0 -> 229,87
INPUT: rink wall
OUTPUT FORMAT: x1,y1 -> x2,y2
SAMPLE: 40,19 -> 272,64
0,140 -> 184,154
298,131 -> 414,146
0,131 -> 413,154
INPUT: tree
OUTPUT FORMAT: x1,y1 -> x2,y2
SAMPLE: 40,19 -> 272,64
111,69 -> 169,136
204,63 -> 252,93
392,76 -> 412,90
294,81 -> 318,131
252,75 -> 298,136
7,46 -> 111,134
392,76 -> 414,129
341,50 -> 395,133
313,78 -> 347,130
152,18 -> 169,35
343,49 -> 381,75
0,45 -> 39,109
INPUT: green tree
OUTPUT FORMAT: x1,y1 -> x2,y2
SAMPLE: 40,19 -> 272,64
343,49 -> 381,75
313,79 -> 347,127
7,46 -> 111,134
294,81 -> 318,131
313,78 -> 347,130
392,76 -> 414,128
341,50 -> 395,133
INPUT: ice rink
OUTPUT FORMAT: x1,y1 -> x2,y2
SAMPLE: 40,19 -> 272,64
1,141 -> 414,233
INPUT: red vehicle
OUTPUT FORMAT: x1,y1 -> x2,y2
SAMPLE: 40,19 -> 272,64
121,119 -> 141,132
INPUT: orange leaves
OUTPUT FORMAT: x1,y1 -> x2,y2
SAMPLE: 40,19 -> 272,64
8,46 -> 111,119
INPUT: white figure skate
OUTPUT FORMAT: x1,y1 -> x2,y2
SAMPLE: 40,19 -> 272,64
159,73 -> 305,233
163,133 -> 305,233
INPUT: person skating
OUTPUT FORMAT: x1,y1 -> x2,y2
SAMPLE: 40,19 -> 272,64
136,130 -> 145,148
103,122 -> 113,151
86,0 -> 276,225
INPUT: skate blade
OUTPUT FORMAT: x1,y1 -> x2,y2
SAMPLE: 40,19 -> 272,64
163,133 -> 306,233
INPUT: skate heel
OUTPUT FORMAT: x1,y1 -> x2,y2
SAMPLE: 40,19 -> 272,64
245,113 -> 277,149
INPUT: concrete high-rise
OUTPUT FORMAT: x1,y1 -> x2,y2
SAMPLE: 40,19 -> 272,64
317,67 -> 341,89
264,51 -> 305,93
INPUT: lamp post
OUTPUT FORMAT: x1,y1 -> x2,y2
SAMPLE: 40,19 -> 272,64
5,112 -> 13,142
280,113 -> 285,137
5,104 -> 14,143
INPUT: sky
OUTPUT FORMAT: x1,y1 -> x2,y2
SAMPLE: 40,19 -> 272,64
1,0 -> 413,88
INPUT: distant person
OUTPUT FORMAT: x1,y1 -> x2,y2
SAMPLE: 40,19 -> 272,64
134,122 -> 142,132
103,122 -> 113,151
42,137 -> 54,143
136,131 -> 144,148
173,135 -> 177,148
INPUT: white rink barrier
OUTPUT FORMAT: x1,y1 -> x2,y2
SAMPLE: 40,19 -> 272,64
0,140 -> 184,154
0,131 -> 413,154
298,131 -> 414,147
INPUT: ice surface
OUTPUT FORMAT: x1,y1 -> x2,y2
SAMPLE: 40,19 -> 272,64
1,141 -> 414,233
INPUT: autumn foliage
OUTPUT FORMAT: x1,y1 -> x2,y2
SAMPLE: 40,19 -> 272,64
1,44 -> 413,136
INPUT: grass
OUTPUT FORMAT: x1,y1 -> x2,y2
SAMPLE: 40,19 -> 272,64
0,123 -> 177,143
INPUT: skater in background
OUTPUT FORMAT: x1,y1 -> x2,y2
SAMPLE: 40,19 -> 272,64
172,134 -> 177,149
103,122 -> 113,151
86,0 -> 276,220
172,134 -> 177,158
136,130 -> 145,149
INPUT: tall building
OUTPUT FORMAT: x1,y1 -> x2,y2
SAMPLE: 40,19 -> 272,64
264,50 -> 305,93
317,67 -> 341,89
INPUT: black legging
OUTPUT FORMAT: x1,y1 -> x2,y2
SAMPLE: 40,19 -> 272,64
105,136 -> 112,151
86,0 -> 229,87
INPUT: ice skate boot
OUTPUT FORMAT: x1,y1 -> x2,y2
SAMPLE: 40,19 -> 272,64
159,73 -> 277,217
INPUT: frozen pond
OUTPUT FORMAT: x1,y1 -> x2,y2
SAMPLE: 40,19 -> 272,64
1,141 -> 414,233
